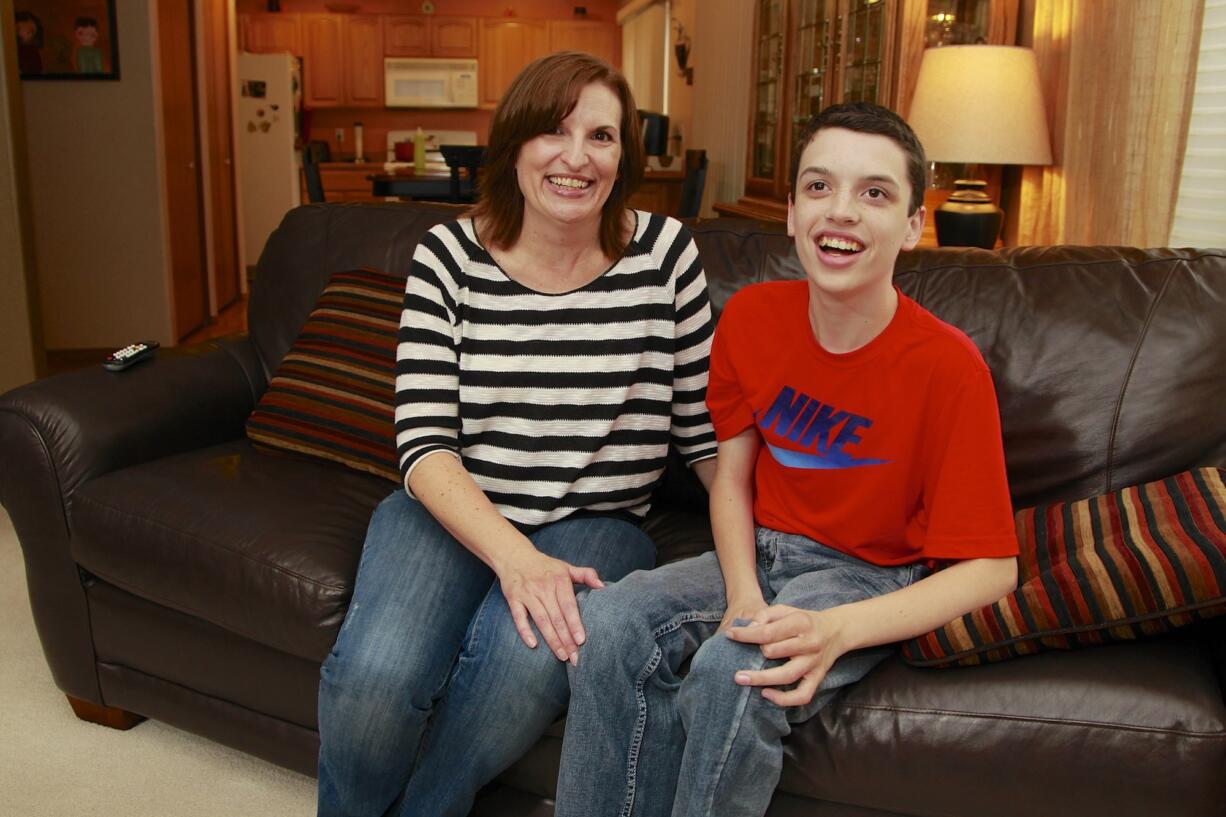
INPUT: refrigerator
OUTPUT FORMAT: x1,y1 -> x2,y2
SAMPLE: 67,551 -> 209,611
235,52 -> 302,270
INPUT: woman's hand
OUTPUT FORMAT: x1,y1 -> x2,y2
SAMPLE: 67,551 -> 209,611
495,548 -> 606,664
724,604 -> 848,707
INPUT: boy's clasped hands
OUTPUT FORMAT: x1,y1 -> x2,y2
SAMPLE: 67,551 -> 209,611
723,601 -> 849,707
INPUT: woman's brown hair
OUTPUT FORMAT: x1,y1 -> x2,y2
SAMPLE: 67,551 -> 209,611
469,51 -> 645,260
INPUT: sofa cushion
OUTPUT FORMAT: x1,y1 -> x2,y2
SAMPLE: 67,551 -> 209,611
246,268 -> 402,483
69,439 -> 391,662
490,637 -> 1226,816
780,636 -> 1226,817
902,467 -> 1226,668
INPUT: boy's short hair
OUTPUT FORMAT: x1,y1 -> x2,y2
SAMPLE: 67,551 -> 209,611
74,17 -> 98,30
789,102 -> 927,215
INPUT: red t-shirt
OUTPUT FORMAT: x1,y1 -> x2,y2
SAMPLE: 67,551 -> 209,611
707,281 -> 1019,566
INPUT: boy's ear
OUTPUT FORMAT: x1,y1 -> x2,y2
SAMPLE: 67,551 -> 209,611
901,205 -> 926,250
786,194 -> 795,237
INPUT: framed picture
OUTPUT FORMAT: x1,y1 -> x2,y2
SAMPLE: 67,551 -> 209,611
15,0 -> 119,80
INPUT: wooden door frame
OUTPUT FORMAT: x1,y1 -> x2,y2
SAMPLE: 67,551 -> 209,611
195,0 -> 244,310
156,0 -> 210,341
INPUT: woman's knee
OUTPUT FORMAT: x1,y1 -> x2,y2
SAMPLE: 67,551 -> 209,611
463,595 -> 571,698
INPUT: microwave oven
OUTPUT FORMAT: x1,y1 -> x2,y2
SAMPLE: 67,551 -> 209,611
385,58 -> 478,108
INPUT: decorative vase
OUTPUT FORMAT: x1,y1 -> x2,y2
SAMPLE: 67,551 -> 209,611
934,179 -> 1002,249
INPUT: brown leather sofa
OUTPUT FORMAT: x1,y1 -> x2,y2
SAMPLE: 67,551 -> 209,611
3,202 -> 1224,817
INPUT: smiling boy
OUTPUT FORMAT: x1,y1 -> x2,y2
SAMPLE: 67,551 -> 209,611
555,102 -> 1020,817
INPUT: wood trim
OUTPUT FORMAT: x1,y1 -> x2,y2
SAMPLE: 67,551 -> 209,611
712,194 -> 789,222
67,696 -> 145,731
1,2 -> 46,379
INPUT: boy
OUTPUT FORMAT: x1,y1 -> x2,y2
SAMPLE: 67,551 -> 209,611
554,102 -> 1019,817
73,17 -> 104,74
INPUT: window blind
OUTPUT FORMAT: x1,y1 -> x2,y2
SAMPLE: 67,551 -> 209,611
1170,0 -> 1226,247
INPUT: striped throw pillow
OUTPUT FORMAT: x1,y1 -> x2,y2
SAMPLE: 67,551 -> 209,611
902,467 -> 1226,668
246,268 -> 402,483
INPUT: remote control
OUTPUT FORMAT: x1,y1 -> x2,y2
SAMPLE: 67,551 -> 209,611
103,341 -> 160,372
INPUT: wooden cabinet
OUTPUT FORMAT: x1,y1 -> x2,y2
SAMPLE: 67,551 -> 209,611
628,171 -> 684,217
385,16 -> 477,58
432,17 -> 479,57
547,20 -> 620,66
385,15 -> 428,56
302,15 -> 343,107
240,13 -> 301,56
345,15 -> 384,106
479,19 -> 549,109
301,14 -> 383,108
716,0 -> 1018,221
243,11 -> 613,112
301,163 -> 380,204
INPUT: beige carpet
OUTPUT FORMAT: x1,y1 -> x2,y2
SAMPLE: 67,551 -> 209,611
0,506 -> 316,816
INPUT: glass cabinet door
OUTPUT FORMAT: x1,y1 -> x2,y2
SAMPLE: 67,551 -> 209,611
841,0 -> 891,104
789,0 -> 839,161
925,0 -> 992,47
750,0 -> 786,182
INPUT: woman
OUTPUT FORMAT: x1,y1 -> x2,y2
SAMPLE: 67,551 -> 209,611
317,51 -> 718,817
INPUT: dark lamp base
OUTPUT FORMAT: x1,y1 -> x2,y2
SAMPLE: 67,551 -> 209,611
934,179 -> 1002,249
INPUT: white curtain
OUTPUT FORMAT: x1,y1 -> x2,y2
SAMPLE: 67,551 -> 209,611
1169,0 -> 1226,248
619,0 -> 668,114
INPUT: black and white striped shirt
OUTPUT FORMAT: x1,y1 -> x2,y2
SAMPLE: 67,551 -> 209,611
395,211 -> 717,529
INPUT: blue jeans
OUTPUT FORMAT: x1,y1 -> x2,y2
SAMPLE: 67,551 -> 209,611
555,527 -> 929,817
317,491 -> 656,817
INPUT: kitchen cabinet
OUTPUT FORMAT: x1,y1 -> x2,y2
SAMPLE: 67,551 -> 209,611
301,163 -> 381,204
240,13 -> 301,56
301,14 -> 383,109
547,20 -> 620,67
479,19 -> 549,109
384,15 -> 428,55
628,170 -> 684,217
715,0 -> 1017,222
385,16 -> 478,58
344,16 -> 384,106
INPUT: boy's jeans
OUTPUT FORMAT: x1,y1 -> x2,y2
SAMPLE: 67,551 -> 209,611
555,527 -> 929,817
316,491 -> 656,817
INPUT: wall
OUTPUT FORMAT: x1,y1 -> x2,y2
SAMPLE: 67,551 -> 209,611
665,0 -> 693,156
0,3 -> 41,390
21,0 -> 172,349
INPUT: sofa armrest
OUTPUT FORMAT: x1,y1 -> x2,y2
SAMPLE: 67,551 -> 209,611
0,336 -> 264,704
2,336 -> 263,502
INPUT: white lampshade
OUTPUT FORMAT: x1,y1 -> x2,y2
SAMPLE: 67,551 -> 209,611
908,45 -> 1052,166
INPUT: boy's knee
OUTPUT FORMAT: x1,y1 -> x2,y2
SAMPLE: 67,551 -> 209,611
687,633 -> 762,691
571,586 -> 654,672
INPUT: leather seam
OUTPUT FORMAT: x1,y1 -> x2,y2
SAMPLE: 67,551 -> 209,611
97,659 -> 318,732
1103,262 -> 1178,493
839,702 -> 1226,738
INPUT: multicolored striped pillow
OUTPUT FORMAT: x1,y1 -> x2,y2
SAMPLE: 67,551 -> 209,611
246,268 -> 402,483
902,467 -> 1226,668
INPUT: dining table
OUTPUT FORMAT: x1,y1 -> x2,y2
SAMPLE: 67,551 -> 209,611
367,166 -> 474,202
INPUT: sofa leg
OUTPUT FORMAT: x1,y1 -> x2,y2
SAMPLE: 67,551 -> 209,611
67,695 -> 145,730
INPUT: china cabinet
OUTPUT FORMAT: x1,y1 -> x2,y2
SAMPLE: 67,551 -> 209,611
716,0 -> 1018,222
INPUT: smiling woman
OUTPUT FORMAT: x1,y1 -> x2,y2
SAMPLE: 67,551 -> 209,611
471,50 -> 645,264
315,51 -> 718,817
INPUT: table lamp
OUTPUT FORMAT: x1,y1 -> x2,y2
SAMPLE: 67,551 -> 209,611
907,45 -> 1052,248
